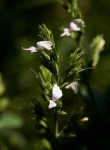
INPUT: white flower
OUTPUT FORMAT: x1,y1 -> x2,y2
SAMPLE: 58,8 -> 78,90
22,41 -> 52,53
70,22 -> 81,31
65,81 -> 79,94
60,28 -> 71,37
36,41 -> 52,50
72,19 -> 85,28
60,19 -> 85,37
48,84 -> 63,109
52,84 -> 63,100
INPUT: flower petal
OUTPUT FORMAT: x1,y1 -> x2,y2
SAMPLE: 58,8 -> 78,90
48,100 -> 56,109
70,22 -> 81,31
22,46 -> 37,53
60,28 -> 71,37
36,41 -> 52,50
70,19 -> 85,32
52,84 -> 63,100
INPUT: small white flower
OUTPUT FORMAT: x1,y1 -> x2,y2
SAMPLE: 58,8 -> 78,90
48,84 -> 63,109
36,41 -> 52,50
22,41 -> 52,53
65,81 -> 79,94
60,19 -> 85,37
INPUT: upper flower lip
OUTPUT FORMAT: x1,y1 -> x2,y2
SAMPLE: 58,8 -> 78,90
70,22 -> 81,31
52,84 -> 63,100
36,41 -> 52,50
22,40 -> 52,53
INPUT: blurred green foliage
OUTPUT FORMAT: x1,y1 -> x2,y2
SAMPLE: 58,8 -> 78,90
0,0 -> 110,149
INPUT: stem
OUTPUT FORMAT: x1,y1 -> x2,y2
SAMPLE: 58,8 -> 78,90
54,112 -> 58,137
85,81 -> 100,118
45,128 -> 60,150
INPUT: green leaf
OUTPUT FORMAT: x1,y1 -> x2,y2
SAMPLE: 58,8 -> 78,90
63,48 -> 85,85
62,0 -> 82,19
31,99 -> 53,136
58,110 -> 67,115
37,65 -> 53,102
58,107 -> 87,137
39,24 -> 55,48
40,51 -> 58,78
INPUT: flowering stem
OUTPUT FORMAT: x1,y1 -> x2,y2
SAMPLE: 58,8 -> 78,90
54,112 -> 58,137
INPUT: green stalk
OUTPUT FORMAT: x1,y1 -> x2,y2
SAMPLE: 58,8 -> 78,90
54,112 -> 58,137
